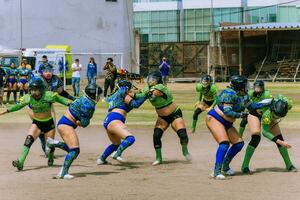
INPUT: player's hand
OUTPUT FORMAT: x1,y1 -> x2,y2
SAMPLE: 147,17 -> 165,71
240,112 -> 249,119
206,107 -> 212,112
276,140 -> 292,148
76,120 -> 81,127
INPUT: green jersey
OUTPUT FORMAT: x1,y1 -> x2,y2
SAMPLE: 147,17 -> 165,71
248,89 -> 272,115
261,95 -> 292,141
144,84 -> 174,109
7,91 -> 70,114
196,83 -> 218,107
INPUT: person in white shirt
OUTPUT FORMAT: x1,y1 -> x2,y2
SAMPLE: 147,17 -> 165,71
71,59 -> 82,97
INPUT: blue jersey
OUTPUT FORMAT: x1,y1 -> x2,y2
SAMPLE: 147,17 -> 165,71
69,95 -> 96,128
217,88 -> 267,118
106,86 -> 146,113
7,68 -> 19,77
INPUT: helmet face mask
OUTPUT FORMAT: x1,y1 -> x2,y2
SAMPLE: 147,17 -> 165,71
147,71 -> 162,87
117,80 -> 132,91
253,80 -> 265,97
29,79 -> 45,100
85,84 -> 103,102
230,75 -> 249,95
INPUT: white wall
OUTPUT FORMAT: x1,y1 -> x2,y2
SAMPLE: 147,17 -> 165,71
0,0 -> 136,72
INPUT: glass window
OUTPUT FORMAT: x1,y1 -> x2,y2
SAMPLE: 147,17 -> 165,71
185,33 -> 194,41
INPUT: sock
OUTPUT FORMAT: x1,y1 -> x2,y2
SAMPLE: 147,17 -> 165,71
182,145 -> 189,156
61,148 -> 80,176
6,91 -> 11,103
100,144 -> 119,161
239,126 -> 246,137
214,142 -> 230,176
113,136 -> 135,158
18,135 -> 34,165
20,90 -> 24,97
223,141 -> 244,171
155,148 -> 162,161
241,145 -> 255,170
278,146 -> 293,169
13,91 -> 17,103
192,120 -> 197,133
18,146 -> 30,164
39,134 -> 46,153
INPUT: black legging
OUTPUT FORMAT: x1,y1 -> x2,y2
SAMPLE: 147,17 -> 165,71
104,78 -> 115,97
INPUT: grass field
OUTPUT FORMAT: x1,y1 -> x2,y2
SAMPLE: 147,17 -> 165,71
0,82 -> 299,200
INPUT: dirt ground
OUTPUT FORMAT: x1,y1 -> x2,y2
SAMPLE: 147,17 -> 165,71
0,123 -> 299,200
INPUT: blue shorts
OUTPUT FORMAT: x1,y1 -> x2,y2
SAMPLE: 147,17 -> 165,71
19,78 -> 28,85
103,112 -> 126,130
8,78 -> 17,85
207,109 -> 233,130
57,115 -> 78,129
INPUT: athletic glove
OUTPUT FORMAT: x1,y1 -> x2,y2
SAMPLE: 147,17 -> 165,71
240,112 -> 249,119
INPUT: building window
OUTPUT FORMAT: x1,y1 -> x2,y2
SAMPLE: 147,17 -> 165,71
106,0 -> 117,2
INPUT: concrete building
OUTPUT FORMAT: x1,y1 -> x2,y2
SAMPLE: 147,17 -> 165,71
133,0 -> 300,43
0,0 -> 138,73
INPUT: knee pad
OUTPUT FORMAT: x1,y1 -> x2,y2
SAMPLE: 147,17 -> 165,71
240,118 -> 248,128
249,134 -> 261,148
153,128 -> 163,149
125,135 -> 135,146
70,147 -> 80,159
193,108 -> 202,120
24,135 -> 35,148
272,134 -> 284,147
176,128 -> 189,145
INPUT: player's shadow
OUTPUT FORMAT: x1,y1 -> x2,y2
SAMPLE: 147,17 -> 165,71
233,167 -> 287,176
163,160 -> 192,165
114,161 -> 148,170
20,164 -> 88,172
72,171 -> 119,178
253,167 -> 288,173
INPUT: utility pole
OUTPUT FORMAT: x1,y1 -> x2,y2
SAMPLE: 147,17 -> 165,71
20,0 -> 23,48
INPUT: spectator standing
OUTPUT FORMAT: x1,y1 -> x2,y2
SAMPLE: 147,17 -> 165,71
103,57 -> 117,98
158,57 -> 170,85
0,64 -> 6,107
71,59 -> 82,97
87,57 -> 97,84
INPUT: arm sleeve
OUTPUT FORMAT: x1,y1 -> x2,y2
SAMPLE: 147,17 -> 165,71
59,90 -> 75,101
7,96 -> 29,112
262,124 -> 276,141
129,96 -> 147,108
223,105 -> 241,118
53,92 -> 71,106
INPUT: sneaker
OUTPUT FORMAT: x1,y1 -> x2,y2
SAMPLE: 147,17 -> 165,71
54,174 -> 75,180
184,153 -> 192,162
54,167 -> 75,180
223,168 -> 235,176
241,167 -> 253,175
47,137 -> 60,148
287,165 -> 297,172
209,172 -> 226,180
152,160 -> 162,166
96,158 -> 108,165
113,156 -> 125,163
215,174 -> 226,180
110,151 -> 117,158
12,160 -> 23,171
